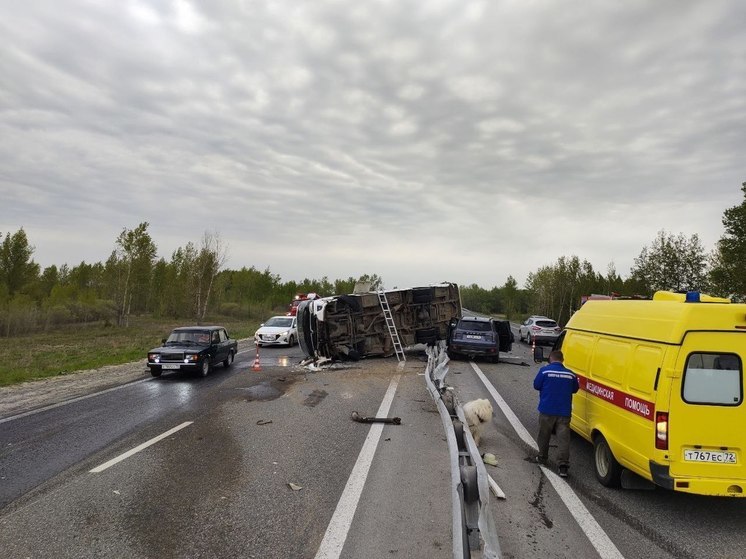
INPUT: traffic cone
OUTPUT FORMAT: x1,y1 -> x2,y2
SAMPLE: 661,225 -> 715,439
252,345 -> 262,372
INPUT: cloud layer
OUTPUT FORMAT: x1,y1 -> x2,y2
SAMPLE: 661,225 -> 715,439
2,0 -> 744,288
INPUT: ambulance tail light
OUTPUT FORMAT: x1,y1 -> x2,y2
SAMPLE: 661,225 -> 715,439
655,412 -> 669,450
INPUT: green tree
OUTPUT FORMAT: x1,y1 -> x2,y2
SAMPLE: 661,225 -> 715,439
501,276 -> 518,318
460,283 -> 488,313
38,265 -> 60,298
631,230 -> 707,294
327,274 -> 384,296
194,231 -> 228,322
709,183 -> 746,299
107,223 -> 157,326
0,228 -> 39,296
0,228 -> 40,336
524,256 -> 606,324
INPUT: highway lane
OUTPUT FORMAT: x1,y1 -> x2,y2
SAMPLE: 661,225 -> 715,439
460,327 -> 746,559
4,324 -> 746,558
0,346 -> 257,510
0,345 -> 456,558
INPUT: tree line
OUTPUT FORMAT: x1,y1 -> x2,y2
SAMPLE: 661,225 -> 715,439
2,184 -> 745,335
0,221 -> 384,336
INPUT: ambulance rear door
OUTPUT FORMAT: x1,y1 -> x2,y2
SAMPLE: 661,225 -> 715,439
667,333 -> 746,481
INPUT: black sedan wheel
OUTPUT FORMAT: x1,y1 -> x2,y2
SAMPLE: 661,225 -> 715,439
223,351 -> 234,368
200,359 -> 210,377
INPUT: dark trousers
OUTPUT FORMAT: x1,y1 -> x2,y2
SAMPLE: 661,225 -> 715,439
537,414 -> 571,467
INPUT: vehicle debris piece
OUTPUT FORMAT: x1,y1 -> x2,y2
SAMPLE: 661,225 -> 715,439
256,419 -> 273,425
487,474 -> 506,499
288,482 -> 303,491
351,411 -> 402,425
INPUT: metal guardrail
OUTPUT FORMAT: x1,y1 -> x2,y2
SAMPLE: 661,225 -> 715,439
425,341 -> 501,559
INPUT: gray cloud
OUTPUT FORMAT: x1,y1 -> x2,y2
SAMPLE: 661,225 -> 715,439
1,0 -> 744,289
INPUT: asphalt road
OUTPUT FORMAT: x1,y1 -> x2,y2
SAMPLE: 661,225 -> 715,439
1,331 -> 745,558
448,327 -> 746,559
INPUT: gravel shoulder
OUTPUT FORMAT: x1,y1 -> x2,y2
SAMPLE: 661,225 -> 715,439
0,361 -> 150,419
1,337 -> 257,419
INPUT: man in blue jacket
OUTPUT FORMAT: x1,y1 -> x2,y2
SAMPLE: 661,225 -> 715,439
533,350 -> 579,477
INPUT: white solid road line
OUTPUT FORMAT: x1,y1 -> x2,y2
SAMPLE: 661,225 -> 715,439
470,362 -> 625,559
542,466 -> 625,559
470,362 -> 538,452
314,375 -> 401,559
89,421 -> 194,473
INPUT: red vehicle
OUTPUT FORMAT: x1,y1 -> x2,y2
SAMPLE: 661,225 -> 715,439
287,293 -> 318,316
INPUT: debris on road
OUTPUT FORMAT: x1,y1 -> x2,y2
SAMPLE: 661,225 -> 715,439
482,453 -> 498,466
288,482 -> 303,491
351,411 -> 402,425
487,474 -> 506,499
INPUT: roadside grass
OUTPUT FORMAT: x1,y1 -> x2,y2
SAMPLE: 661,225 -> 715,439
0,315 -> 262,387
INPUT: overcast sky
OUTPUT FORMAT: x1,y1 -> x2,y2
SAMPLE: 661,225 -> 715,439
1,1 -> 744,290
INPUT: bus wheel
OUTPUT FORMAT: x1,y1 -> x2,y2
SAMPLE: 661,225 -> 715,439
593,434 -> 622,487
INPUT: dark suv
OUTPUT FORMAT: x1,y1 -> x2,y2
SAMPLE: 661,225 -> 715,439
447,316 -> 513,362
147,326 -> 238,378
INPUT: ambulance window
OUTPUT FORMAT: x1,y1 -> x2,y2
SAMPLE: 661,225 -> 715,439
682,353 -> 742,406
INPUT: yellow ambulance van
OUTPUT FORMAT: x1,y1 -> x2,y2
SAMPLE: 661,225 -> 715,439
557,291 -> 746,497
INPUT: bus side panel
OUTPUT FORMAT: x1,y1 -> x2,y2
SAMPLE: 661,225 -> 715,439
579,337 -> 662,481
564,331 -> 595,440
585,338 -> 630,467
619,343 -> 663,479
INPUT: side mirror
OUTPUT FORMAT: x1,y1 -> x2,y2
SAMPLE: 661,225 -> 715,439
162,338 -> 167,344
534,346 -> 548,363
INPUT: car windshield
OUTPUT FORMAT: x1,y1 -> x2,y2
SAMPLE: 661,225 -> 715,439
264,317 -> 293,328
458,320 -> 491,332
166,331 -> 211,345
536,320 -> 558,328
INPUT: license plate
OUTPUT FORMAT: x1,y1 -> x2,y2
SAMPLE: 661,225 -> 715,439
683,449 -> 737,464
162,364 -> 180,370
466,335 -> 482,339
263,335 -> 274,340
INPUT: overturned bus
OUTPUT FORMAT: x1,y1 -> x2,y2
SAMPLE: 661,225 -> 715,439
297,282 -> 462,360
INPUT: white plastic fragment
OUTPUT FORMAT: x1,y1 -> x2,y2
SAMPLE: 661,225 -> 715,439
487,474 -> 506,499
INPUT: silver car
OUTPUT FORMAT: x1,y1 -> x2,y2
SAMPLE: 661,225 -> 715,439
519,316 -> 561,346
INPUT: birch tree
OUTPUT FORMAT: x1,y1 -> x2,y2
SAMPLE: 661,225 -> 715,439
109,223 -> 157,326
195,231 -> 228,322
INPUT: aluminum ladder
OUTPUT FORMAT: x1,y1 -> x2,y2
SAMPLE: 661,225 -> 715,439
377,290 -> 406,363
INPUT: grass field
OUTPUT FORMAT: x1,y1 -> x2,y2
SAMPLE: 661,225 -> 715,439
0,315 -> 261,387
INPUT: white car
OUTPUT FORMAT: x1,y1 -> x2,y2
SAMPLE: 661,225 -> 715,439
254,316 -> 298,347
518,316 -> 561,346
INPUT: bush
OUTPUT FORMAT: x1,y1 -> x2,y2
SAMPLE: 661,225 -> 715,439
218,302 -> 243,318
